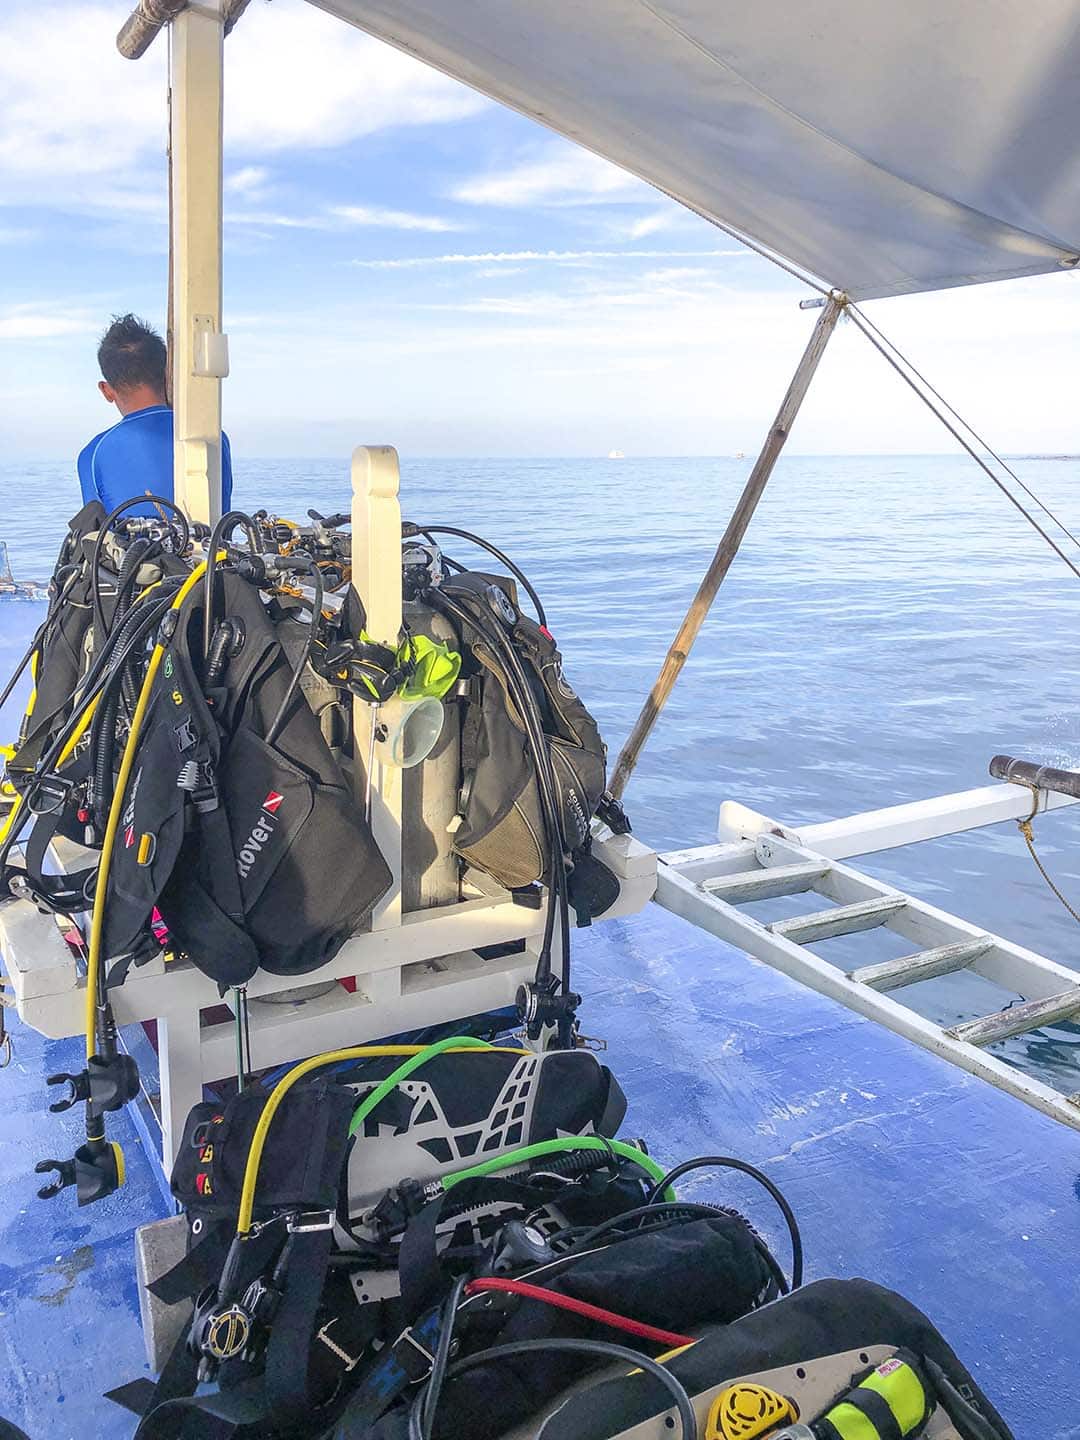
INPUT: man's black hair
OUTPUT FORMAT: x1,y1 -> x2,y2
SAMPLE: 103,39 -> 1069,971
97,313 -> 167,395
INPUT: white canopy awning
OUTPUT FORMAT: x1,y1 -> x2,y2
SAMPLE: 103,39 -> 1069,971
306,0 -> 1080,300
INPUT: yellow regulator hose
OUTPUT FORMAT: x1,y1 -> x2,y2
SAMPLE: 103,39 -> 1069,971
236,1037 -> 529,1236
85,562 -> 209,1060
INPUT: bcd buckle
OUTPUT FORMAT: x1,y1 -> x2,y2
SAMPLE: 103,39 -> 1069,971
286,1208 -> 335,1234
26,774 -> 74,817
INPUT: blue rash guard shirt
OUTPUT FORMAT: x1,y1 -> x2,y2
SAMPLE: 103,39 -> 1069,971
77,404 -> 233,515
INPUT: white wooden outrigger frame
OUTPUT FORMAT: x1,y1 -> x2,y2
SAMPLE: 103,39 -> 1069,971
659,784 -> 1080,1131
0,0 -> 655,1168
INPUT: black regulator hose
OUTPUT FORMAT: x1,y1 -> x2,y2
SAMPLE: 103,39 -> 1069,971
644,1156 -> 803,1291
412,523 -> 547,628
265,559 -> 324,748
203,510 -> 260,660
0,566 -> 80,715
112,538 -> 155,716
85,580 -> 173,830
0,585 -> 183,882
416,1339 -> 697,1440
90,495 -> 190,650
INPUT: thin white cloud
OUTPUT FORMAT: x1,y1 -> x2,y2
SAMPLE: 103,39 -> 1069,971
619,209 -> 682,240
643,267 -> 715,283
0,304 -> 99,340
331,205 -> 464,233
227,204 -> 464,233
227,211 -> 327,231
452,147 -> 644,208
352,248 -> 742,270
226,166 -> 271,197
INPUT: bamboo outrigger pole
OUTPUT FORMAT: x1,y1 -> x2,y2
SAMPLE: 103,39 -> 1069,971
609,291 -> 847,801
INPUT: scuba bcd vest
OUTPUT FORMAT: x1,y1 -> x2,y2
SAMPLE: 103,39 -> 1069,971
430,572 -> 613,909
104,568 -> 393,986
7,499 -> 111,779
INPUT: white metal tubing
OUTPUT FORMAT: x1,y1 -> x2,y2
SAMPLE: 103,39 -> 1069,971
170,0 -> 226,523
716,782 -> 1080,859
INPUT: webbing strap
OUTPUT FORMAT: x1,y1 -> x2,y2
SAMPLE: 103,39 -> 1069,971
129,1377 -> 266,1440
147,1221 -> 231,1306
398,1175 -> 542,1321
263,1229 -> 335,1429
325,1303 -> 444,1436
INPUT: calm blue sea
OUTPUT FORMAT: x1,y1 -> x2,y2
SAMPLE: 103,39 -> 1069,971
3,454 -> 1080,1085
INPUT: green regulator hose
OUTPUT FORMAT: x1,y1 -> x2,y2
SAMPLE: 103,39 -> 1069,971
441,1137 -> 675,1200
347,1035 -> 497,1136
347,1042 -> 677,1202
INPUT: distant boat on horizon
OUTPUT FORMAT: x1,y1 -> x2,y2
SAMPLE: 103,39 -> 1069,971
0,539 -> 47,601
735,450 -> 746,459
607,449 -> 625,459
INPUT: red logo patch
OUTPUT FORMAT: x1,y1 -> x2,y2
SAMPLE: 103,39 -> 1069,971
263,791 -> 284,814
124,825 -> 135,848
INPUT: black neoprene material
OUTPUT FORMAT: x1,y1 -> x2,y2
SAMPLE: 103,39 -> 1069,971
356,1213 -> 771,1440
170,1083 -> 356,1218
538,1279 -> 1013,1440
104,571 -> 391,985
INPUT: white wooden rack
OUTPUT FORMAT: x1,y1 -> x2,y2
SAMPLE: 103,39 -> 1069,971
0,447 -> 656,1167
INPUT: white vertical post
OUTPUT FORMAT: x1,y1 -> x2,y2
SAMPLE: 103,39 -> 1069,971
156,1008 -> 204,1171
169,0 -> 227,525
351,446 -> 404,928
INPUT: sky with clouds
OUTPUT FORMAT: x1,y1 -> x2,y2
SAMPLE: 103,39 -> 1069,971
1,0 -> 1079,460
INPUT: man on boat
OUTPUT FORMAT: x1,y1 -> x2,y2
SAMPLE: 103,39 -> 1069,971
77,313 -> 233,514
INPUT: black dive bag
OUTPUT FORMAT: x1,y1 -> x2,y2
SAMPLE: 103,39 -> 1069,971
538,1278 -> 1015,1440
121,1049 -> 700,1440
343,1215 -> 773,1440
434,572 -> 608,894
104,569 -> 392,986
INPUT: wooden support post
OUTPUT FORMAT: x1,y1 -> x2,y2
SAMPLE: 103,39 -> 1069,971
169,0 -> 227,525
609,292 -> 846,799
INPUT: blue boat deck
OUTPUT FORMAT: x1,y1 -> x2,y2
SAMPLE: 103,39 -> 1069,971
1,902 -> 1077,1439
